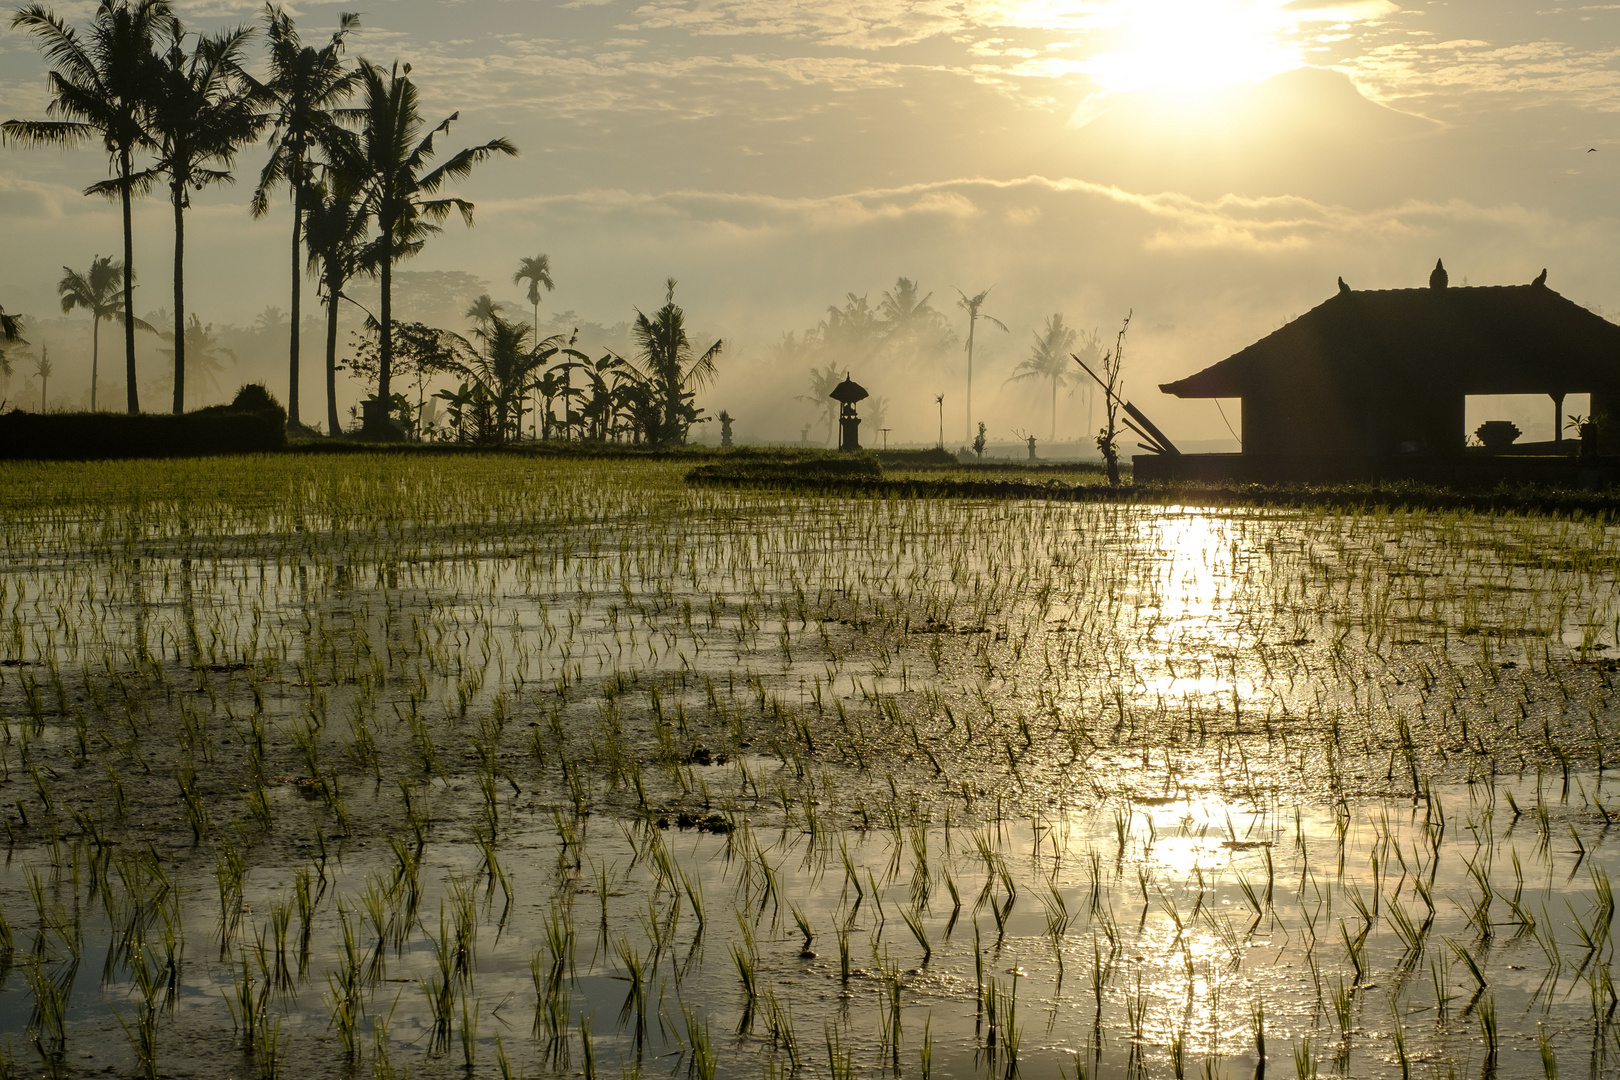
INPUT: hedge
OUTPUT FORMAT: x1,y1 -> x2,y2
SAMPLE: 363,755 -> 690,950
0,384 -> 287,460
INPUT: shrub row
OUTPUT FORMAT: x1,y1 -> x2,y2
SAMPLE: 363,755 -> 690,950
0,384 -> 287,460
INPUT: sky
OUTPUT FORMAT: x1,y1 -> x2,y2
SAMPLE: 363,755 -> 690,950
1,0 -> 1618,447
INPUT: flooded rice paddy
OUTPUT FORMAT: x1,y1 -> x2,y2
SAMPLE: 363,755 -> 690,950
2,454 -> 1620,1078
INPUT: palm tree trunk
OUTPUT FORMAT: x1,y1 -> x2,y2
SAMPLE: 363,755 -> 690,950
325,285 -> 341,435
171,181 -> 185,415
288,188 -> 301,428
121,150 -> 139,414
965,319 -> 976,445
379,254 -> 392,403
91,315 -> 100,413
1051,374 -> 1057,441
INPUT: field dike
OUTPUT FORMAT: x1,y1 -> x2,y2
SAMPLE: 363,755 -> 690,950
0,452 -> 1618,1078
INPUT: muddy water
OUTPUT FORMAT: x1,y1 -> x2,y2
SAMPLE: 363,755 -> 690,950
1,456 -> 1619,1078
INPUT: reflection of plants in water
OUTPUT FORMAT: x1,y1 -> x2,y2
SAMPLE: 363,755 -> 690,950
6,457 -> 1620,1076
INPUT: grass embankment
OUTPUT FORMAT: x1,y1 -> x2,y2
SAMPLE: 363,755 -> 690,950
689,448 -> 1620,517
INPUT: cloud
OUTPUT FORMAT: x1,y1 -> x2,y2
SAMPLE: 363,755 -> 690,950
474,174 -> 1577,263
624,0 -> 964,49
1344,37 -> 1620,108
0,172 -> 87,221
395,45 -> 928,119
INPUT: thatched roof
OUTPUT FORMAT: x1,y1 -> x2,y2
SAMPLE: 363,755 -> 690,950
829,376 -> 869,404
1161,277 -> 1620,399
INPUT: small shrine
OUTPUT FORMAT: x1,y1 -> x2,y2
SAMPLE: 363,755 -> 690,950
829,375 -> 868,451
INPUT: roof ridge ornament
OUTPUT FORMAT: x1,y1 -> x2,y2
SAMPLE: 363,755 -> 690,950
1430,259 -> 1448,290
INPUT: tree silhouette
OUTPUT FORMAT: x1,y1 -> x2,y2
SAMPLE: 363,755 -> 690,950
141,18 -> 266,412
303,173 -> 370,434
877,277 -> 930,326
464,293 -> 505,346
514,253 -> 554,338
349,59 -> 517,411
253,6 -> 361,429
58,254 -> 151,410
1085,312 -> 1131,486
0,304 -> 26,379
878,277 -> 954,368
1005,313 -> 1079,441
34,347 -> 54,411
157,314 -> 234,404
816,293 -> 882,365
461,314 -> 568,441
956,286 -> 1007,445
796,362 -> 844,446
630,278 -> 721,447
5,0 -> 176,414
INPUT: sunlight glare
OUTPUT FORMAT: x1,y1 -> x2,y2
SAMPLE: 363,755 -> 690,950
1078,0 -> 1307,96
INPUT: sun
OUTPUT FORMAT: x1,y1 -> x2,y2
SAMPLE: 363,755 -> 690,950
1078,0 -> 1308,97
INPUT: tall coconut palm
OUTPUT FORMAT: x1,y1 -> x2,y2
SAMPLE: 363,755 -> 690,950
253,6 -> 360,429
1005,313 -> 1079,441
303,172 -> 370,435
514,253 -> 553,338
142,19 -> 266,413
955,286 -> 1007,444
350,59 -> 517,411
630,278 -> 722,447
58,254 -> 150,410
5,0 -> 176,414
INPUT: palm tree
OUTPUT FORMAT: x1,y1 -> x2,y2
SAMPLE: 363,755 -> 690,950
464,294 -> 505,341
350,59 -> 517,413
143,19 -> 265,413
461,315 -> 563,441
514,253 -> 553,338
157,314 -> 234,403
630,278 -> 722,447
877,277 -> 954,369
0,305 -> 26,380
58,254 -> 149,410
878,277 -> 931,326
5,0 -> 176,414
253,7 -> 361,430
1005,313 -> 1079,441
303,173 -> 370,435
797,362 -> 843,446
35,347 -> 54,411
955,286 -> 1007,444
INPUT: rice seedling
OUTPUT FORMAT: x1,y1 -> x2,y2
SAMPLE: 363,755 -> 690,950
9,453 -> 1620,1078
900,903 -> 931,963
